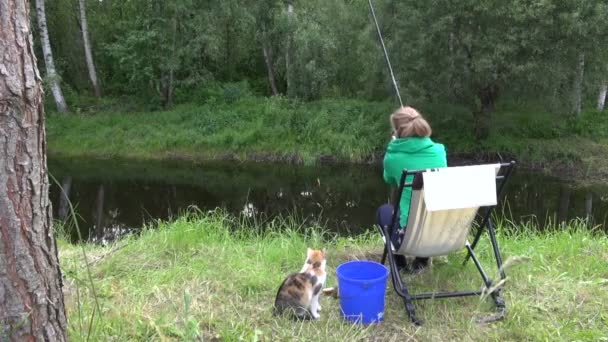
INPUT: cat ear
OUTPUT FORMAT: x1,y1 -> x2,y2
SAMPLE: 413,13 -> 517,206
307,247 -> 312,257
321,248 -> 326,256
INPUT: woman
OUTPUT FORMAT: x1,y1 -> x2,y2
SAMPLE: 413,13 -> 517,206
377,106 -> 447,272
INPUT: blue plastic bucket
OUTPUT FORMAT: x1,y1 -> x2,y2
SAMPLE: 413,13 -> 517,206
336,260 -> 389,324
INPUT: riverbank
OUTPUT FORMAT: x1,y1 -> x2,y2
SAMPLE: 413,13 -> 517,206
58,212 -> 608,341
46,97 -> 608,182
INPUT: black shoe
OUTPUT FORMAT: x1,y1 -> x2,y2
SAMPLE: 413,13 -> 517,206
395,255 -> 408,271
409,258 -> 428,275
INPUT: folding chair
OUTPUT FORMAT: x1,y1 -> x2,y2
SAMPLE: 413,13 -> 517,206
377,161 -> 516,325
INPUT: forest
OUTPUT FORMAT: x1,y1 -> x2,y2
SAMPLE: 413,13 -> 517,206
36,0 -> 607,139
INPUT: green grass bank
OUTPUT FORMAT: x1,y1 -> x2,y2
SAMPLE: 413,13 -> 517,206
58,212 -> 608,341
46,97 -> 608,181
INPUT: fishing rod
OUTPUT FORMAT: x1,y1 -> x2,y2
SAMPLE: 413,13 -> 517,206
367,0 -> 403,107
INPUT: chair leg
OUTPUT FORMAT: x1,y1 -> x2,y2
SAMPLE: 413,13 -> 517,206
400,282 -> 423,325
476,292 -> 506,323
465,243 -> 492,288
381,245 -> 387,265
379,225 -> 423,325
466,240 -> 507,323
377,224 -> 389,265
464,210 -> 490,265
403,296 -> 422,325
391,258 -> 421,325
487,218 -> 505,279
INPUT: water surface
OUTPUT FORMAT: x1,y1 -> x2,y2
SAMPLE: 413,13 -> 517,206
48,157 -> 608,243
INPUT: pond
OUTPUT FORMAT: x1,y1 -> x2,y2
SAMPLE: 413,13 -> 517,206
48,157 -> 608,244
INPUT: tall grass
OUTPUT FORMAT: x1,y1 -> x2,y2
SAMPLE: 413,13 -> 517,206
49,173 -> 103,341
58,211 -> 608,341
47,97 -> 608,173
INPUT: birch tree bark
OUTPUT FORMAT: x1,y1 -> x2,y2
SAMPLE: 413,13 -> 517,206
78,0 -> 101,97
585,192 -> 593,226
0,0 -> 68,340
597,80 -> 607,111
160,13 -> 177,109
261,24 -> 279,96
285,0 -> 294,96
572,52 -> 585,115
166,13 -> 177,108
35,0 -> 69,113
95,184 -> 105,240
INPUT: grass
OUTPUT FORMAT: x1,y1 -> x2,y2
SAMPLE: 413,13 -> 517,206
46,96 -> 608,181
46,97 -> 393,165
58,211 -> 608,341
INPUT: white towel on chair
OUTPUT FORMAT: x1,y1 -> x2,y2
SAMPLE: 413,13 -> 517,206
422,164 -> 499,211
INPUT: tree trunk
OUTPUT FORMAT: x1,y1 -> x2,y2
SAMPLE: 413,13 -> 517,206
597,80 -> 607,111
161,13 -> 178,109
78,0 -> 101,98
35,0 -> 69,113
585,192 -> 593,226
557,185 -> 570,223
285,0 -> 294,96
0,0 -> 68,340
57,176 -> 72,221
95,184 -> 105,240
447,17 -> 461,100
572,51 -> 585,115
261,25 -> 279,96
474,84 -> 498,140
225,21 -> 231,80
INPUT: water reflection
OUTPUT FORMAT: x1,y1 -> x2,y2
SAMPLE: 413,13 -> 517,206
48,157 -> 608,243
242,203 -> 258,218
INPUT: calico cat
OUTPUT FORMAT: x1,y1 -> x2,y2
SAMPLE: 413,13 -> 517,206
273,248 -> 327,320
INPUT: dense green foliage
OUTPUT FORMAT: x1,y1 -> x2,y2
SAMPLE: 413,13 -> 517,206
38,0 -> 608,138
59,212 -> 608,340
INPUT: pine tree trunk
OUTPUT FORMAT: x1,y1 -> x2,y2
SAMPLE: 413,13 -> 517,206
597,81 -> 607,111
0,0 -> 68,340
78,0 -> 101,98
572,52 -> 585,115
35,0 -> 69,113
261,25 -> 279,96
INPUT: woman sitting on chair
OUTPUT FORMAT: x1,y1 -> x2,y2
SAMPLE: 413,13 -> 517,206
377,106 -> 447,272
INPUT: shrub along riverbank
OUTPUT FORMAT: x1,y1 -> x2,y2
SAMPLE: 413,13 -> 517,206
58,212 -> 608,341
46,97 -> 608,181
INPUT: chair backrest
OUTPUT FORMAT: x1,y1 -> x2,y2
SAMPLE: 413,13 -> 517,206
396,164 -> 501,257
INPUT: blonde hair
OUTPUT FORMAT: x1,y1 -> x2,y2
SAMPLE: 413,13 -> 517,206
390,106 -> 432,138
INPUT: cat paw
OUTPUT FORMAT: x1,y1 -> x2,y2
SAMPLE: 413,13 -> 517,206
312,313 -> 320,320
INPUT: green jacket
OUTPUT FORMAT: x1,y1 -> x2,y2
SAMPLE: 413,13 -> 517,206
383,137 -> 447,227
